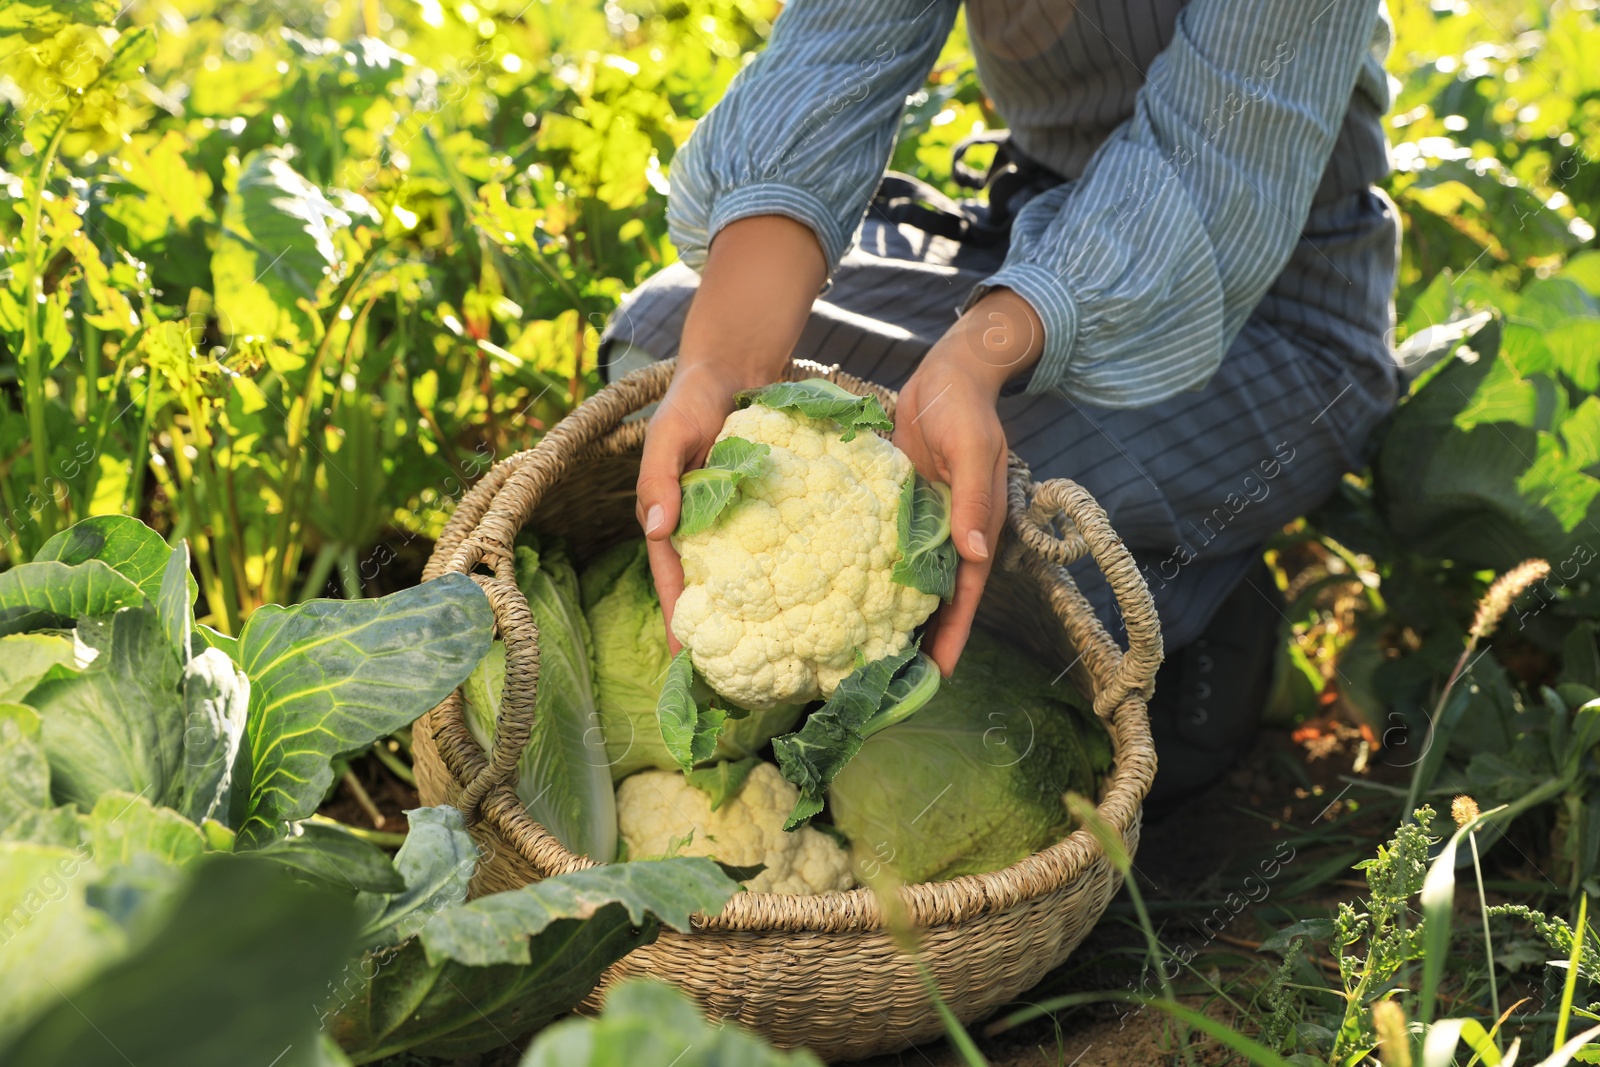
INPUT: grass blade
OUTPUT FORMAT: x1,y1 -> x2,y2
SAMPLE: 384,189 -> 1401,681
1535,1022 -> 1600,1067
1146,999 -> 1298,1067
1421,805 -> 1504,1025
1555,894 -> 1589,1049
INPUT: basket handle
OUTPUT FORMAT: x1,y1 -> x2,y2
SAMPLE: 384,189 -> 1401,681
457,573 -> 544,822
1006,472 -> 1163,715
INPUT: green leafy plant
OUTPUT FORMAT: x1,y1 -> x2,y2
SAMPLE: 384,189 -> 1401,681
737,377 -> 894,442
0,515 -> 746,1064
1328,807 -> 1437,1063
0,0 -> 770,623
522,976 -> 825,1066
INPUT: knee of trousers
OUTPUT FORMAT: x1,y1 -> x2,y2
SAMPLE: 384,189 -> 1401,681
597,262 -> 701,383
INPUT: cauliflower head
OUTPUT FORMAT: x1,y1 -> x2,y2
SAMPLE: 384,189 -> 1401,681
671,402 -> 940,710
616,762 -> 854,895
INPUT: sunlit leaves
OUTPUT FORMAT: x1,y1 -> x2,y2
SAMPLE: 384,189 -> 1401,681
235,574 -> 493,848
212,148 -> 371,343
1378,260 -> 1600,579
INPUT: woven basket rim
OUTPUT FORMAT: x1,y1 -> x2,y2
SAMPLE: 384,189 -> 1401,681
419,358 -> 1162,933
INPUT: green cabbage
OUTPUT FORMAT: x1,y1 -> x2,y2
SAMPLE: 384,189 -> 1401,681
826,629 -> 1112,884
461,536 -> 616,862
580,539 -> 799,780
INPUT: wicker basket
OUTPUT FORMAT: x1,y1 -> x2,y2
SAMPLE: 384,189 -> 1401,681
411,358 -> 1162,1061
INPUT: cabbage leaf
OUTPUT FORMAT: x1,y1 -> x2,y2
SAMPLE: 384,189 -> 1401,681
237,572 -> 493,848
328,849 -> 739,1063
462,539 -> 616,862
0,560 -> 145,637
34,516 -> 190,604
828,629 -> 1110,884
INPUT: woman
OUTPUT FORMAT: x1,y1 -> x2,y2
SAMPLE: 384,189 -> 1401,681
603,0 -> 1400,803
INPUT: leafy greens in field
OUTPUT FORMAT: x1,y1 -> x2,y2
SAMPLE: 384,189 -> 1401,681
0,560 -> 146,637
737,378 -> 894,442
2,855 -> 358,1067
521,977 -> 824,1067
676,436 -> 770,537
237,567 -> 494,847
1376,259 -> 1600,580
212,146 -> 373,343
461,536 -> 616,861
35,516 -> 196,603
0,516 -> 745,1065
0,513 -> 493,862
324,810 -> 739,1064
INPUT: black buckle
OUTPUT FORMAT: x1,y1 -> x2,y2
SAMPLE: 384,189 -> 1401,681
950,130 -> 1014,190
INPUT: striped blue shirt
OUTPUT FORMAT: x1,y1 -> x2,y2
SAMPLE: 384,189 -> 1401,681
665,0 -> 1394,408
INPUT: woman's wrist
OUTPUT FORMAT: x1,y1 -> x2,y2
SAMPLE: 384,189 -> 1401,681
676,215 -> 827,393
670,351 -> 773,398
923,288 -> 1046,398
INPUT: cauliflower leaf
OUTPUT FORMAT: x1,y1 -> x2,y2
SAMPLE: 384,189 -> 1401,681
737,377 -> 892,442
770,646 -> 927,831
655,649 -> 727,772
676,436 -> 769,537
891,473 -> 958,601
683,756 -> 759,811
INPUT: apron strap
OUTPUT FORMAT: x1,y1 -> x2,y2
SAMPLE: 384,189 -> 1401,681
871,130 -> 1066,246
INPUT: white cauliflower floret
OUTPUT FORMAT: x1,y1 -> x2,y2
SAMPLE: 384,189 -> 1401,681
672,404 -> 940,709
615,762 -> 854,896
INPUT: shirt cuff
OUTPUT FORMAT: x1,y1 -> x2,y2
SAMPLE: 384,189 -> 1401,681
708,182 -> 852,277
965,261 -> 1081,398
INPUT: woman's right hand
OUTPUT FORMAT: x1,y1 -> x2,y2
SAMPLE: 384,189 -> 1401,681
635,363 -> 748,652
634,214 -> 827,648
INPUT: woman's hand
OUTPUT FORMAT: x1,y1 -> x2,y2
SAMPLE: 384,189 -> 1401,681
635,215 -> 826,649
893,288 -> 1044,675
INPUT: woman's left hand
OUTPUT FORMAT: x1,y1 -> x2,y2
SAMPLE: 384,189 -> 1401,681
893,288 -> 1044,675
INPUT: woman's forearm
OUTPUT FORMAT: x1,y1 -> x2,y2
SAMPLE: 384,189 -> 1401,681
677,215 -> 827,392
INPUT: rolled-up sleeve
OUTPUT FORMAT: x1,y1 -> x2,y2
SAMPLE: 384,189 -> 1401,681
971,0 -> 1387,408
667,0 -> 959,274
